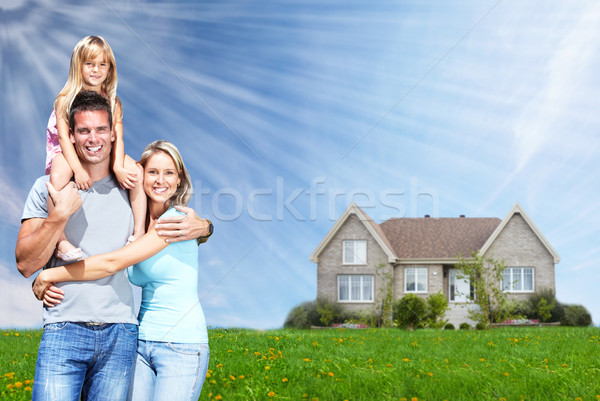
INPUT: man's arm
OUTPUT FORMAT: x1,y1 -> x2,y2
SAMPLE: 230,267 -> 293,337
154,205 -> 212,244
15,182 -> 81,278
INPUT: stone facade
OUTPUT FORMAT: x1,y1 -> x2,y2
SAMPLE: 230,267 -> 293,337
483,213 -> 556,302
316,214 -> 390,315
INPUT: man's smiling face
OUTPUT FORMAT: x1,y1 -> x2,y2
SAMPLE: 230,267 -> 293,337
70,110 -> 115,167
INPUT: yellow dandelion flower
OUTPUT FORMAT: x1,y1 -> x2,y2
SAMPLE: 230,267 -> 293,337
24,380 -> 32,385
15,382 -> 23,388
267,391 -> 275,397
7,384 -> 14,389
15,333 -> 20,336
302,394 -> 308,398
499,398 -> 506,401
303,358 -> 311,362
282,378 -> 288,382
403,358 -> 410,362
227,350 -> 232,353
575,398 -> 582,401
328,372 -> 334,377
427,372 -> 434,377
239,375 -> 245,379
214,395 -> 223,401
265,366 -> 271,370
386,364 -> 393,368
412,397 -> 419,401
504,372 -> 509,377
25,386 -> 32,391
229,375 -> 236,381
254,352 -> 261,356
562,364 -> 568,368
479,358 -> 486,362
216,363 -> 223,368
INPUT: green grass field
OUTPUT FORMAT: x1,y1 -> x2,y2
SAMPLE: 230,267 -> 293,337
1,327 -> 599,400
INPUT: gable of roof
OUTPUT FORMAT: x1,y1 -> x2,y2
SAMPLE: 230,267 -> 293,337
310,202 -> 396,263
379,217 -> 501,259
480,202 -> 560,264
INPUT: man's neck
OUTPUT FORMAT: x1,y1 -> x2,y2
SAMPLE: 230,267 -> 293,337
83,163 -> 112,184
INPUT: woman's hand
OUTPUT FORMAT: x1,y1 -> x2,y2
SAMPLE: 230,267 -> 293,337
113,166 -> 138,190
155,206 -> 211,243
32,272 -> 64,307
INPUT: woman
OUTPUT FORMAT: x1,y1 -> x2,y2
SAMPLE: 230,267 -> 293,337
33,140 -> 211,401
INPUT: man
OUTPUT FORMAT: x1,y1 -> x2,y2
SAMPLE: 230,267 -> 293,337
15,91 -> 210,401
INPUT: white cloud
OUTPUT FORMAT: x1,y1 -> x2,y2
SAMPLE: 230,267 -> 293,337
0,264 -> 43,328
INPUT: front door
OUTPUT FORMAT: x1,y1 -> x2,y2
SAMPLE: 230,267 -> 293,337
449,269 -> 470,303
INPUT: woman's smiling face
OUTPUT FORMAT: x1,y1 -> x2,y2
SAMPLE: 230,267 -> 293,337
143,151 -> 181,205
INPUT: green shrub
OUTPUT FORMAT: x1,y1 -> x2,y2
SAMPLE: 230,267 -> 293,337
283,300 -> 321,329
425,291 -> 449,329
316,298 -> 343,326
475,322 -> 487,330
393,294 -> 427,329
444,323 -> 455,330
550,300 -> 566,323
459,322 -> 471,330
561,305 -> 592,327
527,289 -> 556,322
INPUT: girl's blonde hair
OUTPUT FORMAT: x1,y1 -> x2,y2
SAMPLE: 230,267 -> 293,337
54,36 -> 121,123
139,140 -> 193,207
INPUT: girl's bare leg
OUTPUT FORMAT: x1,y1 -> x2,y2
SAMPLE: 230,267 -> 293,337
49,154 -> 82,261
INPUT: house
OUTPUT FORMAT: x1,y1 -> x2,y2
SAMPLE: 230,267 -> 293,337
310,202 -> 560,326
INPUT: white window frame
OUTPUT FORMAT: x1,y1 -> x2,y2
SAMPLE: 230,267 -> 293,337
502,267 -> 534,293
405,267 -> 428,293
342,240 -> 367,265
338,275 -> 374,302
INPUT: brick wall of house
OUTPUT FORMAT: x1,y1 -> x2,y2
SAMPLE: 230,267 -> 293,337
393,264 -> 444,300
484,213 -> 556,301
317,214 -> 390,315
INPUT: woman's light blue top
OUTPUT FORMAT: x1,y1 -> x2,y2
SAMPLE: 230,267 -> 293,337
128,208 -> 208,343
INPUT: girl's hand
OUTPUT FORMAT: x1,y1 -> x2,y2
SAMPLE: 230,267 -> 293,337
74,169 -> 92,190
114,166 -> 138,190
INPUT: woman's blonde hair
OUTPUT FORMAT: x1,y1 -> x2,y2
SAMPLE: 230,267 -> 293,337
139,140 -> 193,207
54,36 -> 121,123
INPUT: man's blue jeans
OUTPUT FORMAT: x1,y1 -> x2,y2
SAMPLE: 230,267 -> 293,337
32,322 -> 138,401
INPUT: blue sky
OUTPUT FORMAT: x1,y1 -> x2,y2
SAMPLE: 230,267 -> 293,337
1,0 -> 599,328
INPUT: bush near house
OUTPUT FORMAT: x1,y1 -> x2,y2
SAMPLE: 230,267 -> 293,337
498,290 -> 592,327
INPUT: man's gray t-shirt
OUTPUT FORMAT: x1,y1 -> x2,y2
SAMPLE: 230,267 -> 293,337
22,174 -> 137,325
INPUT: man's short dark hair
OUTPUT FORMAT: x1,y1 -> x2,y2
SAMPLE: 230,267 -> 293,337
69,91 -> 113,131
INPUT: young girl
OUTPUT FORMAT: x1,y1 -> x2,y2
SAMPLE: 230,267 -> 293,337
47,35 -> 146,260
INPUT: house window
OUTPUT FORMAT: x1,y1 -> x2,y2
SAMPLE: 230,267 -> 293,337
343,240 -> 367,265
405,267 -> 427,293
338,275 -> 373,302
502,267 -> 534,292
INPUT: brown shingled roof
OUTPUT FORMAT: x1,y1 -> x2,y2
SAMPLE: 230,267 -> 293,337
379,217 -> 501,259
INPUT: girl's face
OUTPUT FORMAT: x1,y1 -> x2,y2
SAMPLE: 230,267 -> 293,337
81,53 -> 109,91
144,151 -> 181,206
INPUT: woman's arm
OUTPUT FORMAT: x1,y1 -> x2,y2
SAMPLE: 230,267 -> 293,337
32,226 -> 168,299
56,113 -> 91,190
